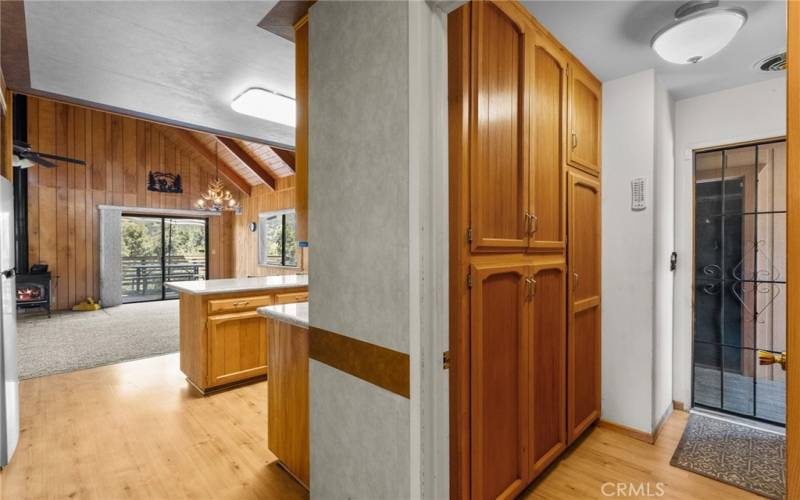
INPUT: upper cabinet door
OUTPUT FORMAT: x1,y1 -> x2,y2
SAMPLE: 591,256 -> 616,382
470,1 -> 531,252
567,64 -> 602,175
529,32 -> 567,251
470,262 -> 531,500
566,170 -> 602,443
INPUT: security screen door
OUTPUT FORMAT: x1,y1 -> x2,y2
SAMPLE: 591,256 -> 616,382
693,140 -> 786,425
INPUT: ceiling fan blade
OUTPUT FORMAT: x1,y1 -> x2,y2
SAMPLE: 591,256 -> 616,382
32,152 -> 86,165
29,155 -> 58,168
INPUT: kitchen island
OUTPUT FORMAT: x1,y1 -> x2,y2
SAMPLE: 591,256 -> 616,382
166,275 -> 308,395
258,302 -> 310,489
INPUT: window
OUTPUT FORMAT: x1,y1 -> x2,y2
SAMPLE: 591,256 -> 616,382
259,209 -> 298,267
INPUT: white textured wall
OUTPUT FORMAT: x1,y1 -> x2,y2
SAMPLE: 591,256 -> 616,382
601,69 -> 656,433
652,77 -> 675,429
672,76 -> 786,407
308,1 -> 411,497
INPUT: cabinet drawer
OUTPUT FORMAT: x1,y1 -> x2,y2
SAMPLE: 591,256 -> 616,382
208,295 -> 274,314
274,291 -> 309,305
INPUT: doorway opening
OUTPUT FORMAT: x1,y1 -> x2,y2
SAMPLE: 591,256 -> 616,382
121,215 -> 209,303
693,139 -> 787,426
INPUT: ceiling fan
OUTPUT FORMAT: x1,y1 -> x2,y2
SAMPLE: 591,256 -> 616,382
12,140 -> 86,169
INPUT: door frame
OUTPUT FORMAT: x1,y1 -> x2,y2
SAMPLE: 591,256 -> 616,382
689,139 -> 787,426
785,2 -> 799,496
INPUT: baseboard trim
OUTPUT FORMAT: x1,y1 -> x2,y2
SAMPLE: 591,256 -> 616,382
597,419 -> 655,444
653,405 -> 673,443
673,400 -> 686,411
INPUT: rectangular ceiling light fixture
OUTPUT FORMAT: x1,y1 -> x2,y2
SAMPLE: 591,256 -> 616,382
231,88 -> 296,127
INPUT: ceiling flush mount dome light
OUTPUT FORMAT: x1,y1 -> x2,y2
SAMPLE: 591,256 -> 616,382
231,88 -> 296,127
651,1 -> 747,65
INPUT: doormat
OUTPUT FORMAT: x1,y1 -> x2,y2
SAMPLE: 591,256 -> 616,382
670,413 -> 785,499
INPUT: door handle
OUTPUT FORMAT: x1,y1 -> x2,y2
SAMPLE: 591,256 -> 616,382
524,211 -> 532,235
758,350 -> 786,371
525,276 -> 536,301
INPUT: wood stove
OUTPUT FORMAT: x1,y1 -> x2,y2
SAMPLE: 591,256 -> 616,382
16,271 -> 51,317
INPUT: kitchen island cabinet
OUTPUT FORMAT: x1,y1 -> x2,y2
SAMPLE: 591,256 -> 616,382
258,302 -> 310,489
166,275 -> 308,394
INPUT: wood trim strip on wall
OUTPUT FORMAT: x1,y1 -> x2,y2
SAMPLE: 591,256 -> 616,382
309,326 -> 410,399
786,1 -> 799,498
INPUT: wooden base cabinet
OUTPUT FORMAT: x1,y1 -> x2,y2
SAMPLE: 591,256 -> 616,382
567,169 -> 602,443
267,318 -> 310,489
178,287 -> 307,394
469,258 -> 566,499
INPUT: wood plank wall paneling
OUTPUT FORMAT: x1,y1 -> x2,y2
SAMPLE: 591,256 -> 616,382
233,176 -> 305,278
26,96 -> 235,310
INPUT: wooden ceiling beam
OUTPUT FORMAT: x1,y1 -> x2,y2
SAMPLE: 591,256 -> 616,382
159,126 -> 252,196
216,136 -> 277,190
257,0 -> 315,42
270,146 -> 296,172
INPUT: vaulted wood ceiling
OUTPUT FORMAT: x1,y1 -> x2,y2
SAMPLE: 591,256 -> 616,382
158,125 -> 295,195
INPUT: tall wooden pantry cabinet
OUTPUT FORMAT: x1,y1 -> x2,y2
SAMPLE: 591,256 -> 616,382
448,1 -> 602,499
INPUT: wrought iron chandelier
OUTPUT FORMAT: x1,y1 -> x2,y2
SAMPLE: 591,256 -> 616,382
196,142 -> 238,211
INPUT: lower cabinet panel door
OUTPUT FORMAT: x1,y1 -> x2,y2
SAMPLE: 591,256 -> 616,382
530,264 -> 567,476
567,170 -> 602,443
568,304 -> 601,441
207,310 -> 268,387
470,263 -> 530,500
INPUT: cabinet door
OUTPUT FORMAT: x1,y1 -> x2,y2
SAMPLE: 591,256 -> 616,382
567,64 -> 601,175
566,170 -> 602,443
529,262 -> 567,477
470,0 -> 531,252
470,263 -> 530,499
529,32 -> 567,251
207,310 -> 268,387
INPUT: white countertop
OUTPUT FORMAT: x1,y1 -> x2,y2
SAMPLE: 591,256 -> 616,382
164,275 -> 308,295
258,302 -> 309,329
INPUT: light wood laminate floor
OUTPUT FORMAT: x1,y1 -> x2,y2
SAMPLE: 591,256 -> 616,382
0,353 -> 307,500
523,411 -> 762,499
1,353 -> 762,499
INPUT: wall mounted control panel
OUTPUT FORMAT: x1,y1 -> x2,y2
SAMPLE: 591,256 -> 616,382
631,177 -> 647,211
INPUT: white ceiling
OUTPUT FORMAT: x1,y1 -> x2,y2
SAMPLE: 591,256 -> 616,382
25,1 -> 295,147
523,0 -> 786,99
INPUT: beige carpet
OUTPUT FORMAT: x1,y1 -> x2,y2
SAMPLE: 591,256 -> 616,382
17,300 -> 179,379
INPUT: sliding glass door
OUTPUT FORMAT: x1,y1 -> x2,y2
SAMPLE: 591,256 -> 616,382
693,140 -> 786,425
121,215 -> 208,303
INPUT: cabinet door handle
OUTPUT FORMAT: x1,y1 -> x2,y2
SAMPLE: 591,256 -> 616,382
530,213 -> 538,235
573,272 -> 580,290
525,276 -> 536,301
571,132 -> 578,150
524,211 -> 532,235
